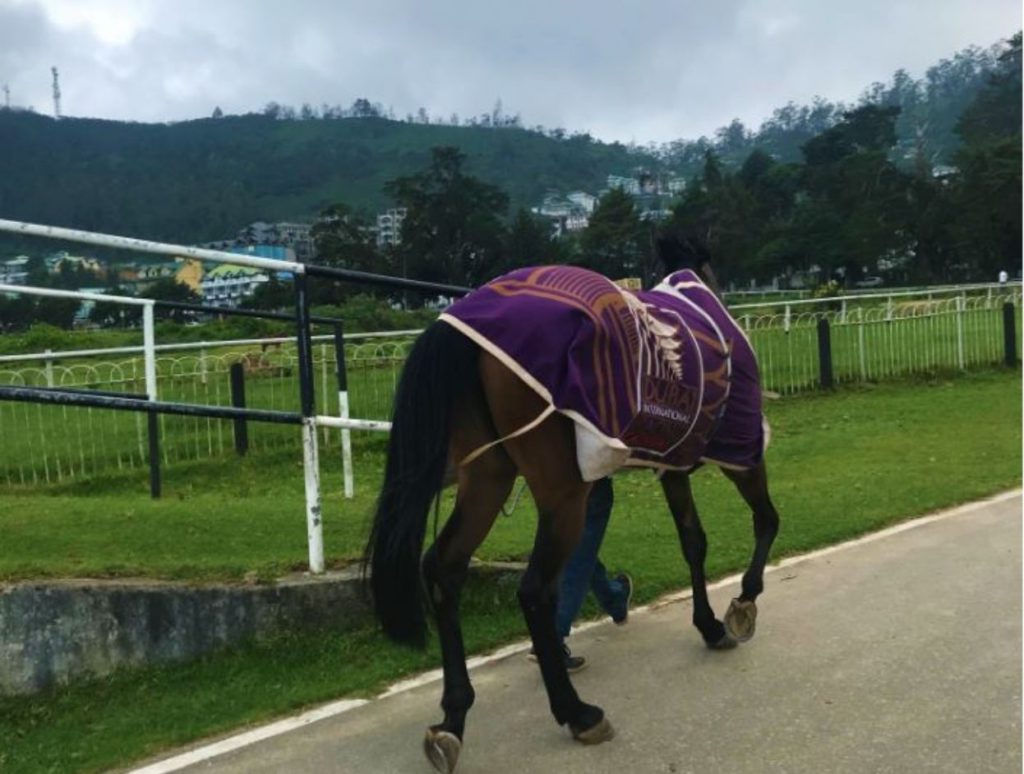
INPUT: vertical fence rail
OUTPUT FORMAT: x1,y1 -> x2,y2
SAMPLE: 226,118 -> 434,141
334,322 -> 355,500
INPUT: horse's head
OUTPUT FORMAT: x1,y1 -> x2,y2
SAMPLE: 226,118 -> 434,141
655,230 -> 723,300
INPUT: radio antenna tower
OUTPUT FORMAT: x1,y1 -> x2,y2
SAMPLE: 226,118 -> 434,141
51,67 -> 61,118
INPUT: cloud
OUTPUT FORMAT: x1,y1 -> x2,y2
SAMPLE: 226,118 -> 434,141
1,0 -> 1019,142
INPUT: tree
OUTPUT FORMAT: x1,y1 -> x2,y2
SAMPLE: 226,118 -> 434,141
504,208 -> 566,270
90,286 -> 142,327
949,33 -> 1022,280
34,297 -> 79,329
146,278 -> 201,322
0,294 -> 36,331
310,203 -> 385,301
799,105 -> 912,283
212,106 -> 224,119
350,98 -> 379,118
243,277 -> 294,311
579,188 -> 646,278
384,146 -> 509,290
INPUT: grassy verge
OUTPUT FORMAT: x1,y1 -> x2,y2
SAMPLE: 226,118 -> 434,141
0,370 -> 1020,773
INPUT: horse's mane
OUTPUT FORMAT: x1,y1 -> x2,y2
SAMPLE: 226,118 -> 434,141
655,231 -> 712,275
655,229 -> 722,299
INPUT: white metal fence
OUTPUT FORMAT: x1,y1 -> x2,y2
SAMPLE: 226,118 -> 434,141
0,284 -> 1019,488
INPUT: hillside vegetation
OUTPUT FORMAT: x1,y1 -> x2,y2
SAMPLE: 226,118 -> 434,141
0,33 -> 1015,252
0,112 -> 654,244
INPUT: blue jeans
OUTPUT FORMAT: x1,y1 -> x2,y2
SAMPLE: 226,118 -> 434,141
556,477 -> 627,639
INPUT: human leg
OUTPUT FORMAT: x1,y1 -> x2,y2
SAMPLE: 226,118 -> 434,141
554,476 -> 614,639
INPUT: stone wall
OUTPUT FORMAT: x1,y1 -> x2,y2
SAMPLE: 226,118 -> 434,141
0,568 -> 369,696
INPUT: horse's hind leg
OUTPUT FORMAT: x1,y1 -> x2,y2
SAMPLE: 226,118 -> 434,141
720,461 -> 780,642
479,352 -> 613,744
421,446 -> 516,773
519,487 -> 614,742
501,433 -> 613,743
661,471 -> 735,649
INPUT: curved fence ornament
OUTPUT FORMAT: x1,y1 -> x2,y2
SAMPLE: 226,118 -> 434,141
0,288 -> 1018,487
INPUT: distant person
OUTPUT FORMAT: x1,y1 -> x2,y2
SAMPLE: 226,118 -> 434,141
999,269 -> 1009,285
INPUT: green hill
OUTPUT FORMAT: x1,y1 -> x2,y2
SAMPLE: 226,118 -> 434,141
0,112 -> 656,245
0,32 -> 1013,254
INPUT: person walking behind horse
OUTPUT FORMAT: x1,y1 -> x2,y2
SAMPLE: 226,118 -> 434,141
529,229 -> 720,673
530,477 -> 633,672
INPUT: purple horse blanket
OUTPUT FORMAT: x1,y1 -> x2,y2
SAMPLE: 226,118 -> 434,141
440,265 -> 765,480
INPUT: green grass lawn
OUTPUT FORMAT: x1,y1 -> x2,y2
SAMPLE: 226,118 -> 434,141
1,370 -> 1020,583
0,370 -> 1020,773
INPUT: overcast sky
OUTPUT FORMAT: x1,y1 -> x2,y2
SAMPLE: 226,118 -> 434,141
1,0 -> 1019,144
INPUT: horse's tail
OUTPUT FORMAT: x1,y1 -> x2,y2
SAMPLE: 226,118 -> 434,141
364,320 -> 479,648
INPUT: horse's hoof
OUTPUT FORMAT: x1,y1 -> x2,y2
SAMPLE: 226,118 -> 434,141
724,598 -> 757,643
571,715 -> 615,745
707,631 -> 738,650
424,726 -> 461,774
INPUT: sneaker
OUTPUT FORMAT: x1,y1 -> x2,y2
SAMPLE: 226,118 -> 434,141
527,643 -> 587,673
610,573 -> 633,625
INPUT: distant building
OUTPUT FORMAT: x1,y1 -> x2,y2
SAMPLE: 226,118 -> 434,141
566,192 -> 597,215
269,222 -> 314,262
174,258 -> 204,293
532,194 -> 590,236
200,264 -> 270,309
376,208 -> 407,248
606,175 -> 641,195
136,262 -> 180,282
667,177 -> 687,195
45,251 -> 103,276
0,256 -> 30,285
205,221 -> 314,263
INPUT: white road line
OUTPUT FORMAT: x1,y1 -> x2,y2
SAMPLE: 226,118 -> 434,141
125,488 -> 1021,774
126,700 -> 368,774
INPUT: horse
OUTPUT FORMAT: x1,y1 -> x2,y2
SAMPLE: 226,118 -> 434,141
364,244 -> 780,773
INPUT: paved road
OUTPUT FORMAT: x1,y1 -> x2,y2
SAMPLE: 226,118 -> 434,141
178,495 -> 1021,774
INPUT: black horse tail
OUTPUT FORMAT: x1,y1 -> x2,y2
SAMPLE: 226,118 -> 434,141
364,320 -> 479,648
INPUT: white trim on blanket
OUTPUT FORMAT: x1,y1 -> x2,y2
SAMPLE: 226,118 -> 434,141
438,313 -> 630,454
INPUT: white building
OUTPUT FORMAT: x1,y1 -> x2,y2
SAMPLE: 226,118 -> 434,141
566,192 -> 597,214
0,256 -> 29,285
376,208 -> 407,248
200,265 -> 270,309
532,194 -> 590,236
606,175 -> 641,195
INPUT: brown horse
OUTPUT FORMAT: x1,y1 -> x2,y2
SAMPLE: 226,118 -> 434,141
365,255 -> 780,773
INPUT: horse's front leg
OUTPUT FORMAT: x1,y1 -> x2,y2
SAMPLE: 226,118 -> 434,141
719,462 -> 780,642
660,471 -> 735,649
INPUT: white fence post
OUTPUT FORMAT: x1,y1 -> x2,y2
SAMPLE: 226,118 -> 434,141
302,417 -> 325,574
199,344 -> 208,386
858,306 -> 867,380
320,343 -> 329,444
44,349 -> 54,387
784,304 -> 791,334
956,294 -> 966,370
142,303 -> 158,400
339,390 -> 354,499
